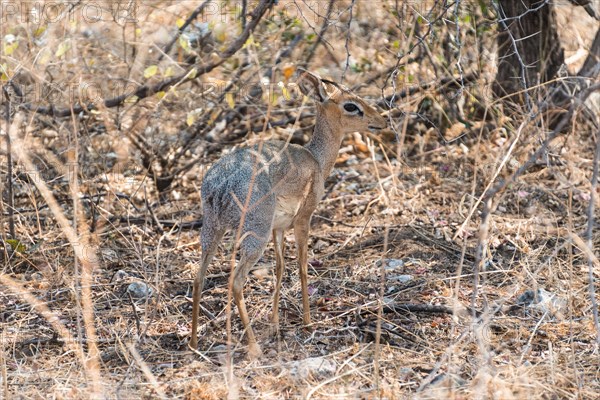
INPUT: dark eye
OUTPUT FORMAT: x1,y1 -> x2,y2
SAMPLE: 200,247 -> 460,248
343,103 -> 360,113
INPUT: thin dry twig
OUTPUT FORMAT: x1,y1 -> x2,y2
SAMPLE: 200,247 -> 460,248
373,227 -> 389,392
471,82 -> 600,308
304,0 -> 335,66
2,85 -> 14,239
8,114 -> 104,398
159,0 -> 212,60
126,342 -> 168,400
18,0 -> 275,118
584,125 -> 600,343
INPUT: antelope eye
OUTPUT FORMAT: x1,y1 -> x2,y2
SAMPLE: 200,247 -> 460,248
343,103 -> 359,113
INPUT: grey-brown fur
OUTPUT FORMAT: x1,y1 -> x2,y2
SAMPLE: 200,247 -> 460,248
190,69 -> 387,358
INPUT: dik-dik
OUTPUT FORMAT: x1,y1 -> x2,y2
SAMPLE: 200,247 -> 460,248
190,69 -> 387,358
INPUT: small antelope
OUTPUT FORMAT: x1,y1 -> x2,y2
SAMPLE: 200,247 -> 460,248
190,69 -> 387,358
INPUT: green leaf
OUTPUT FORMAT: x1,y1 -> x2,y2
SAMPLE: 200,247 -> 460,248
143,65 -> 158,79
179,35 -> 191,53
243,34 -> 256,49
280,84 -> 291,101
3,41 -> 18,56
55,40 -> 70,58
185,68 -> 197,80
225,92 -> 235,109
186,108 -> 203,126
6,239 -> 26,253
186,112 -> 196,126
34,26 -> 47,37
0,63 -> 8,81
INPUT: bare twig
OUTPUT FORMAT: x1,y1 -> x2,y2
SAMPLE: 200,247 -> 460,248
2,85 -> 14,239
160,0 -> 211,60
382,303 -> 457,315
126,343 -> 168,399
8,114 -> 104,397
585,126 -> 600,346
0,274 -> 90,392
19,0 -> 275,117
240,0 -> 247,29
383,1 -> 455,108
471,82 -> 600,309
304,0 -> 335,66
341,0 -> 356,82
378,72 -> 478,108
373,227 -> 389,391
0,330 -> 8,398
128,292 -> 142,337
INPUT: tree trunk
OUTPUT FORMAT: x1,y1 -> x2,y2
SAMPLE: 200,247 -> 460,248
493,0 -> 565,102
578,28 -> 600,77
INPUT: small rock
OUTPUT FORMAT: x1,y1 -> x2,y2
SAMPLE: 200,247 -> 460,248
391,274 -> 413,283
377,258 -> 405,271
265,348 -> 278,358
345,155 -> 359,165
126,282 -> 154,300
289,357 -> 336,380
30,272 -> 44,282
383,297 -> 395,305
252,268 -> 270,280
516,288 -> 566,316
210,344 -> 227,353
399,367 -> 414,380
313,240 -> 329,251
101,248 -> 119,263
112,270 -> 130,282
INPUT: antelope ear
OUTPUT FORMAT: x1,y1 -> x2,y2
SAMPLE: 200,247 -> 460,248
296,68 -> 330,103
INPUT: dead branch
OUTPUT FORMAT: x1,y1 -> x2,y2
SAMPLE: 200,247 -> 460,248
304,0 -> 336,66
471,82 -> 600,309
2,85 -> 14,239
585,125 -> 600,345
383,303 -> 455,315
378,72 -> 479,108
17,0 -> 275,118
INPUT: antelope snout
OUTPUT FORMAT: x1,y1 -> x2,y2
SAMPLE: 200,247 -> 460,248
368,117 -> 387,131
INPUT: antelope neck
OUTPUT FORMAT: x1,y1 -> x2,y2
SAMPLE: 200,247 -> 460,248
305,109 -> 344,177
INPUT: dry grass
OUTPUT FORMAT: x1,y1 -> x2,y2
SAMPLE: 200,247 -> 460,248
1,1 -> 599,399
